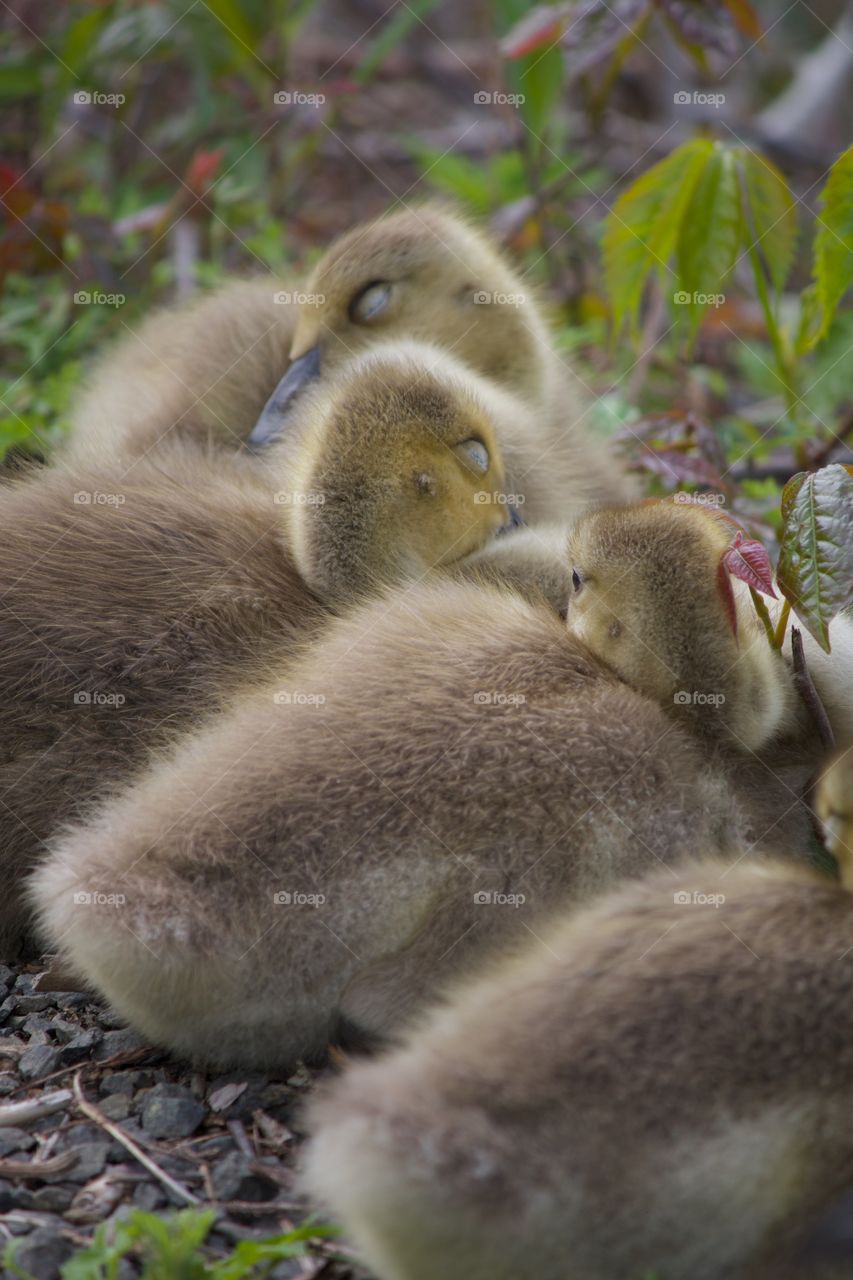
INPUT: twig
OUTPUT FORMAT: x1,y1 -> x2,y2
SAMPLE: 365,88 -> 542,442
0,1150 -> 79,1179
72,1073 -> 200,1206
0,1089 -> 72,1127
791,627 -> 836,751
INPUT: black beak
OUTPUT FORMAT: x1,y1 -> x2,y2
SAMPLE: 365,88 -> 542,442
497,503 -> 525,535
246,345 -> 322,450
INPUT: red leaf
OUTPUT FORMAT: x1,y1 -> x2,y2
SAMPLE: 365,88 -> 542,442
184,148 -> 225,197
722,530 -> 777,598
500,6 -> 565,59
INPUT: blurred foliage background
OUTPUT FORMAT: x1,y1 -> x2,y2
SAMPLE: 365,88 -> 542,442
1,0 -> 852,533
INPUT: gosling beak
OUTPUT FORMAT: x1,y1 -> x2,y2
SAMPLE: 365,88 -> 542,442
247,345 -> 322,450
497,504 -> 525,536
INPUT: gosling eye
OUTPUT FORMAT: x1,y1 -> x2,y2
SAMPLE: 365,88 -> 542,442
349,281 -> 392,324
455,438 -> 490,474
571,569 -> 584,593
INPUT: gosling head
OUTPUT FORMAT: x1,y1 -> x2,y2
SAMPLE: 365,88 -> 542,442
565,501 -> 794,751
249,203 -> 553,447
272,339 -> 519,603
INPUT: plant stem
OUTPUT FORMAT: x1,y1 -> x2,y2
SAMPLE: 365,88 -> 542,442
749,587 -> 776,646
773,598 -> 792,649
743,234 -> 803,432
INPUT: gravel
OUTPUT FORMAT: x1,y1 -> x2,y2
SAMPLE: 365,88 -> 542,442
0,956 -> 361,1278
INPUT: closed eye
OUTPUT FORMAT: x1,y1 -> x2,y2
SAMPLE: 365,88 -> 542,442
349,280 -> 392,323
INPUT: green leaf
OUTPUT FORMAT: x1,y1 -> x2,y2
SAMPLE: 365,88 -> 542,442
603,137 -> 714,337
794,282 -> 823,355
677,144 -> 742,337
515,41 -> 565,142
812,143 -> 853,341
777,464 -> 853,652
738,150 -> 797,295
355,0 -> 443,84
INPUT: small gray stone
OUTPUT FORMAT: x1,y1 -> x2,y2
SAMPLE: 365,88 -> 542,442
27,1185 -> 76,1212
22,1013 -> 54,1038
132,1182 -> 166,1212
211,1150 -> 279,1203
0,993 -> 16,1023
15,994 -> 53,1014
60,1027 -> 103,1064
0,964 -> 14,991
100,1069 -> 151,1096
13,972 -> 38,993
6,1225 -> 72,1280
0,1127 -> 36,1156
51,1142 -> 111,1184
95,1028 -> 150,1060
19,1043 -> 61,1080
141,1084 -> 205,1139
98,1093 -> 131,1121
0,1071 -> 17,1095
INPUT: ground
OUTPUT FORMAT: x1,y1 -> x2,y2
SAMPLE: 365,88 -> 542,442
0,958 -> 363,1279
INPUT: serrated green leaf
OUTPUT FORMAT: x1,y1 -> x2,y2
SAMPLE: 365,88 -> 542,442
677,144 -> 742,336
812,143 -> 853,341
777,463 -> 853,652
603,137 -> 714,337
739,150 -> 797,294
